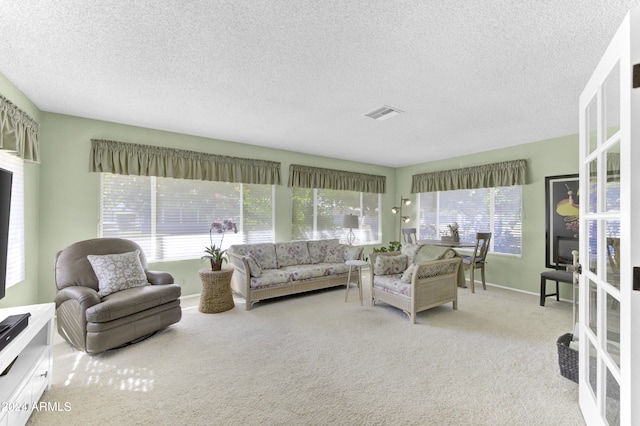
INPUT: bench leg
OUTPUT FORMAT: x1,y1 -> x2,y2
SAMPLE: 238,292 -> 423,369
540,277 -> 563,306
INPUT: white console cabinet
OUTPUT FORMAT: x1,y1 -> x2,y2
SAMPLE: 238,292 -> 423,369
0,303 -> 54,426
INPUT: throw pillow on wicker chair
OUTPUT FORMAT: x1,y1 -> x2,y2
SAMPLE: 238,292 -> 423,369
373,254 -> 408,276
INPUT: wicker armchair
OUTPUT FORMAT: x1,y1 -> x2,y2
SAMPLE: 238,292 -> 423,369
369,252 -> 461,324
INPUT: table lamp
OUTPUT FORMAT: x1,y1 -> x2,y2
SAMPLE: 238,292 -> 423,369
343,214 -> 359,245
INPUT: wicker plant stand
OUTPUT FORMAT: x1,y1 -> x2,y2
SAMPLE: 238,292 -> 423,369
198,268 -> 234,313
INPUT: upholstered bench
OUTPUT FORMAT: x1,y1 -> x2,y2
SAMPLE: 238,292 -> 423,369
540,269 -> 573,306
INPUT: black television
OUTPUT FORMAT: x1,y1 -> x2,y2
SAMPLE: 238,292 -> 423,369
0,166 -> 12,301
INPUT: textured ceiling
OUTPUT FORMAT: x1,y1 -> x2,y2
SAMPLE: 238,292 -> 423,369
1,1 -> 639,167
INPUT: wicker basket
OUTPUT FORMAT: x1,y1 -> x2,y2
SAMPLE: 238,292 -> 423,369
198,268 -> 234,313
557,333 -> 579,383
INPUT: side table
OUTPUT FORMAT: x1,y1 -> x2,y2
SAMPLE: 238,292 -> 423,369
345,260 -> 367,305
198,268 -> 235,313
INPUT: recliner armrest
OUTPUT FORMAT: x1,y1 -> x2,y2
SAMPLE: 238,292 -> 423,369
55,286 -> 102,311
146,270 -> 174,285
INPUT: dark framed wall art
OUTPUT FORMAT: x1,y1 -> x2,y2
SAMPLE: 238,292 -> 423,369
545,174 -> 579,269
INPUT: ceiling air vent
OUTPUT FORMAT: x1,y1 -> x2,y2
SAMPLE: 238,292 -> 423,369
363,105 -> 404,121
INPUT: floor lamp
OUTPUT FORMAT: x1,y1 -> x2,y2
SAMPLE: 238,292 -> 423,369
391,196 -> 411,241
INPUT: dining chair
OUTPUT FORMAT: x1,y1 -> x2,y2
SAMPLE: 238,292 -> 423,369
401,228 -> 417,244
462,232 -> 491,293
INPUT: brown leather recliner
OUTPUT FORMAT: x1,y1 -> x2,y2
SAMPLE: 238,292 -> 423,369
54,238 -> 182,353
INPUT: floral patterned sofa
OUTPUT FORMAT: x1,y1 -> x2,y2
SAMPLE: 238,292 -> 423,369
227,239 -> 362,310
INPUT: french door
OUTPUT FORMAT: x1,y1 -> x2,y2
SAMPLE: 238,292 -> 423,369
578,7 -> 640,425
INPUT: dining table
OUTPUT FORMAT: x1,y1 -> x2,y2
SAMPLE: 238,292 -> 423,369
416,239 -> 477,248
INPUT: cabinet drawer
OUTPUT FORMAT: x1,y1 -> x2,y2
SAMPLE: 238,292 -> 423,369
31,352 -> 51,401
6,379 -> 33,426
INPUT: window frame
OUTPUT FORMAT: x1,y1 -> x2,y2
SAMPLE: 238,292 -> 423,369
0,151 -> 25,287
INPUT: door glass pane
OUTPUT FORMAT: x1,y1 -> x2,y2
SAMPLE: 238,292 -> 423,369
606,221 -> 620,289
607,292 -> 621,368
588,158 -> 598,214
604,61 -> 620,141
588,220 -> 598,274
588,340 -> 598,398
589,279 -> 598,336
606,144 -> 621,213
587,95 -> 598,154
606,364 -> 621,426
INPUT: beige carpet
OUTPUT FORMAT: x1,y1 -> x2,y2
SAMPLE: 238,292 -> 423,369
28,281 -> 585,426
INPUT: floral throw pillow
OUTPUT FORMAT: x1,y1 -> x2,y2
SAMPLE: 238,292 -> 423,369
374,254 -> 408,276
87,250 -> 149,297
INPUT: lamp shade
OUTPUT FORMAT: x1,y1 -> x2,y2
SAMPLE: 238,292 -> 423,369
343,214 -> 359,229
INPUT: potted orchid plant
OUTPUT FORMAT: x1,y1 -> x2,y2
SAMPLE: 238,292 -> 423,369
202,220 -> 238,271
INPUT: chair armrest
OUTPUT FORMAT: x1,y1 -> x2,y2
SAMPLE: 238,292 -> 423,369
413,258 -> 462,282
54,286 -> 101,311
146,270 -> 174,285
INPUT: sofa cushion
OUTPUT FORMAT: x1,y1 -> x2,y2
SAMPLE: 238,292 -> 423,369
343,245 -> 363,261
324,240 -> 344,263
229,243 -> 278,270
86,283 -> 182,323
307,239 -> 338,263
87,250 -> 149,297
249,263 -> 350,289
373,254 -> 408,276
275,241 -> 311,267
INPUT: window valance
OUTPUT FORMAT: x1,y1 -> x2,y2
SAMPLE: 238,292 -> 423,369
288,164 -> 386,193
0,94 -> 40,162
411,159 -> 527,193
90,139 -> 281,185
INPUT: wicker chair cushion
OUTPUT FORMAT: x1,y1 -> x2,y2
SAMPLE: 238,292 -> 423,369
373,274 -> 410,297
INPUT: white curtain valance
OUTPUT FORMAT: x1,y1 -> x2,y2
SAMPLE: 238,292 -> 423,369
0,94 -> 40,163
90,139 -> 281,185
411,159 -> 527,193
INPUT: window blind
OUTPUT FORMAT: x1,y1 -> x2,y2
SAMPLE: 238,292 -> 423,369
100,173 -> 274,261
418,185 -> 522,255
0,151 -> 24,286
291,187 -> 380,244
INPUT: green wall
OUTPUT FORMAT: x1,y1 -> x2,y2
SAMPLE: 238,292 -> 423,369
0,71 -> 580,308
396,137 -> 579,296
34,113 -> 396,303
